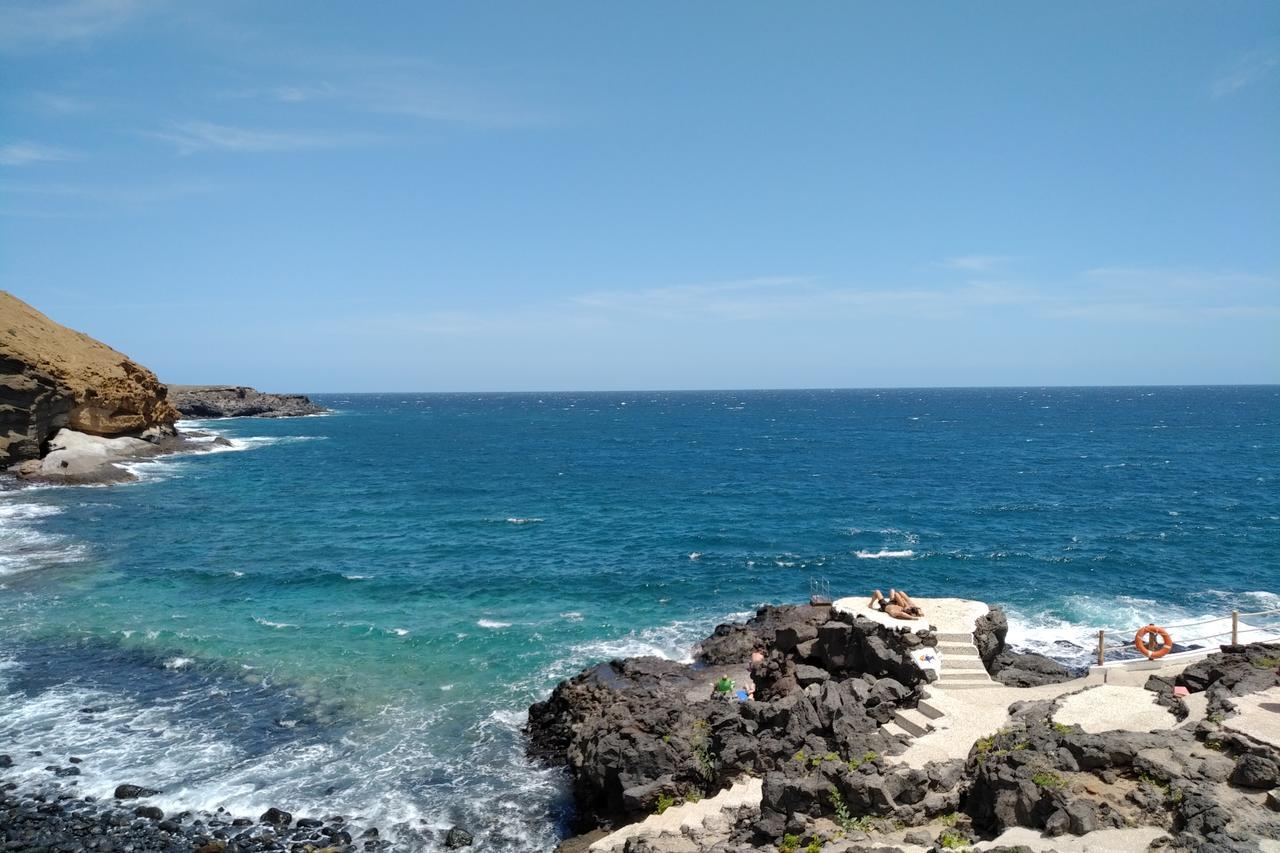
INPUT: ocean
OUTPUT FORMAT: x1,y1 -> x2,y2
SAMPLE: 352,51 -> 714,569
1,387 -> 1277,849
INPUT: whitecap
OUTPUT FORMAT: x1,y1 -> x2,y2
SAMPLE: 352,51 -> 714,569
688,552 -> 702,561
855,549 -> 915,559
505,517 -> 543,525
164,657 -> 194,670
477,619 -> 511,629
559,612 -> 584,622
390,628 -> 409,636
343,574 -> 369,580
252,617 -> 298,630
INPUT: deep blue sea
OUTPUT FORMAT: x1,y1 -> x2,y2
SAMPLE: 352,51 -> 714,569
2,387 -> 1277,849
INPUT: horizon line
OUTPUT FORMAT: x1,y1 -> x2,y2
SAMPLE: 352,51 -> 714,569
169,382 -> 1280,395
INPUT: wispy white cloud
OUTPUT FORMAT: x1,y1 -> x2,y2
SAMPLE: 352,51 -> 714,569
1210,51 -> 1278,98
940,255 -> 1012,272
0,177 -> 219,217
145,120 -> 384,154
0,0 -> 148,51
231,58 -> 549,128
0,141 -> 78,166
28,91 -> 98,116
498,266 -> 1280,329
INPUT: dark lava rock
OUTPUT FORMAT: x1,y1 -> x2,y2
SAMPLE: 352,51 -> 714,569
135,805 -> 164,820
445,826 -> 474,847
259,806 -> 293,827
296,816 -> 323,828
992,650 -> 1075,687
974,605 -> 1009,668
1178,642 -> 1280,717
113,784 -> 159,799
528,603 -> 926,830
0,754 -> 12,768
171,385 -> 327,419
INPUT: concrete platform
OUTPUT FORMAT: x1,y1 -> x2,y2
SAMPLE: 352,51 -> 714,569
1054,684 -> 1179,734
1223,686 -> 1280,750
976,825 -> 1168,852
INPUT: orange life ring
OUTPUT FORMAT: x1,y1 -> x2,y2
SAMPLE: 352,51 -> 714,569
1134,624 -> 1172,660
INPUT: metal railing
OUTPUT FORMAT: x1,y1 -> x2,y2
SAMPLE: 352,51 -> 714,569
1093,607 -> 1280,666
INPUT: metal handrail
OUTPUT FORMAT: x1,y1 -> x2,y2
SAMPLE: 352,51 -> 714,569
1093,607 -> 1278,666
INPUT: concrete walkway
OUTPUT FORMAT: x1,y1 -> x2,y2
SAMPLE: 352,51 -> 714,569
1223,686 -> 1280,750
587,776 -> 763,852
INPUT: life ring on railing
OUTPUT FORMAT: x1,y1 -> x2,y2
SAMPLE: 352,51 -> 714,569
1135,624 -> 1173,660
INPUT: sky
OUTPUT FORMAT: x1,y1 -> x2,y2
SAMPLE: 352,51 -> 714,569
1,1 -> 1277,391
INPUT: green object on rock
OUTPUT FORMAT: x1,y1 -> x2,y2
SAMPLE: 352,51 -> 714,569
713,676 -> 734,693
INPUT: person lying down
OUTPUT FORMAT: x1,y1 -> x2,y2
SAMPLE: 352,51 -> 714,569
868,588 -> 924,620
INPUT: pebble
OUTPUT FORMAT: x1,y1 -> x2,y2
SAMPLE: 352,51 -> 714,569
0,782 -> 393,853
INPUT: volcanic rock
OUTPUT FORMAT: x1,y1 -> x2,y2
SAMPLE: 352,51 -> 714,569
170,385 -> 325,419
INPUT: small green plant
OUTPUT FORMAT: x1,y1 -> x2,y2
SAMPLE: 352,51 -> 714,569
1031,771 -> 1067,790
1204,738 -> 1224,751
1138,773 -> 1168,792
828,787 -> 851,830
940,811 -> 960,827
847,749 -> 878,770
793,750 -> 807,763
691,719 -> 717,781
974,735 -> 996,754
938,828 -> 970,849
655,793 -> 675,814
1051,721 -> 1073,734
1012,741 -> 1030,751
779,833 -> 801,853
1252,656 -> 1280,669
685,791 -> 702,804
805,839 -> 823,853
1207,711 -> 1225,724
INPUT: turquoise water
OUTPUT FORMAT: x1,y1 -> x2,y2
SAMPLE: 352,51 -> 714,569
1,387 -> 1277,849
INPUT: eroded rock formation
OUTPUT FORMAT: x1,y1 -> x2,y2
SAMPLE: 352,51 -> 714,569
0,291 -> 178,466
170,385 -> 326,419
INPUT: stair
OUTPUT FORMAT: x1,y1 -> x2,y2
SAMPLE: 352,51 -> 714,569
930,632 -> 999,690
892,706 -> 935,737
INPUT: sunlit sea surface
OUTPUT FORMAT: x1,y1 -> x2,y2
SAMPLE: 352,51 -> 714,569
2,387 -> 1277,849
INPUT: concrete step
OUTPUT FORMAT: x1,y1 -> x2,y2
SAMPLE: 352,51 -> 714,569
934,678 -> 999,689
943,657 -> 988,671
893,707 -> 935,737
937,642 -> 981,656
935,632 -> 975,643
881,720 -> 910,739
917,698 -> 946,720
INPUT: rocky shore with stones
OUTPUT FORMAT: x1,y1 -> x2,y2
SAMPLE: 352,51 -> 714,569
170,386 -> 326,420
528,599 -> 1280,852
0,761 -> 481,853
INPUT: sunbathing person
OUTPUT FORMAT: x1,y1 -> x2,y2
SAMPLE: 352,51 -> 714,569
869,588 -> 917,620
891,589 -> 924,617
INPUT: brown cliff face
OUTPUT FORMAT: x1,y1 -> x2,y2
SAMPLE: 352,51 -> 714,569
0,291 -> 178,464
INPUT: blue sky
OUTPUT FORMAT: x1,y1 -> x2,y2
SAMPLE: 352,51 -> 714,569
1,1 -> 1277,391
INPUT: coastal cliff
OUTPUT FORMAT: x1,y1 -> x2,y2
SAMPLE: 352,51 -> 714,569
170,385 -> 326,419
0,291 -> 178,467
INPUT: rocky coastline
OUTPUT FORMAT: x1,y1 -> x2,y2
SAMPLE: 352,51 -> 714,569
1,292 -> 324,486
170,386 -> 326,420
527,599 -> 1280,852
